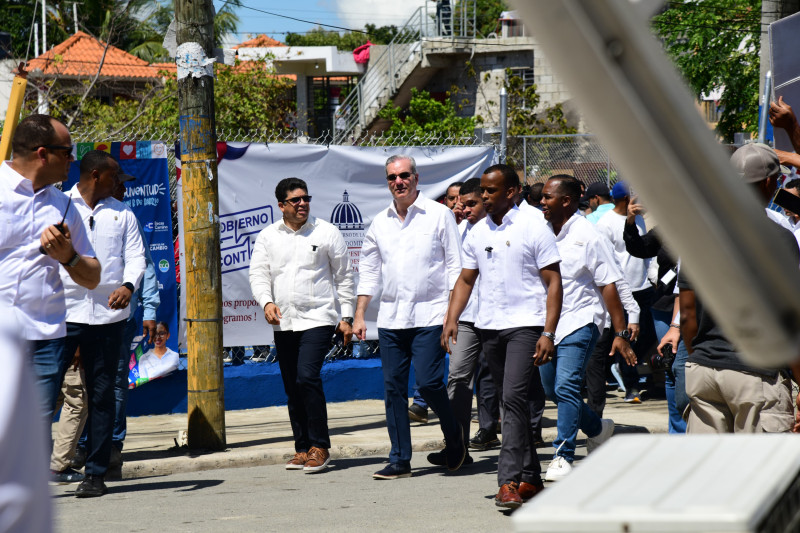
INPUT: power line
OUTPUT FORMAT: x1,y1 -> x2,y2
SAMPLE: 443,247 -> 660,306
222,0 -> 369,34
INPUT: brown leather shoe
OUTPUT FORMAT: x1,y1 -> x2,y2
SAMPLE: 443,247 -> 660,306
286,452 -> 308,470
495,482 -> 523,509
518,481 -> 544,501
303,447 -> 331,473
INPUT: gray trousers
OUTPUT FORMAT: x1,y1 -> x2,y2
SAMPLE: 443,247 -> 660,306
481,326 -> 544,487
447,322 -> 482,444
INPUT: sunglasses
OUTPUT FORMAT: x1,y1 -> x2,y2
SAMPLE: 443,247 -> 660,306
283,195 -> 312,206
386,172 -> 414,181
40,144 -> 74,155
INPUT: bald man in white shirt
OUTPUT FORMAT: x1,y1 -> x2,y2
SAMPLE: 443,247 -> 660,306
354,155 -> 465,480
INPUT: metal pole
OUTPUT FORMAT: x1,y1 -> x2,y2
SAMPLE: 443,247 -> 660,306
500,86 -> 508,164
758,70 -> 772,144
42,0 -> 47,52
34,23 -> 39,57
523,136 -> 527,181
175,0 -> 226,451
73,2 -> 78,34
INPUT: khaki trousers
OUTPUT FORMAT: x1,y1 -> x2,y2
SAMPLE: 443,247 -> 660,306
685,362 -> 794,433
50,362 -> 88,471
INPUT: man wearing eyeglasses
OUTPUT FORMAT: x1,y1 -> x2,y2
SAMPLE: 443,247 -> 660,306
59,150 -> 146,497
354,155 -> 465,480
250,177 -> 355,474
0,115 -> 100,455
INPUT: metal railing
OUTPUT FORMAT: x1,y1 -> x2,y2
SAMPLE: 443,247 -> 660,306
508,134 -> 619,186
333,0 -> 476,145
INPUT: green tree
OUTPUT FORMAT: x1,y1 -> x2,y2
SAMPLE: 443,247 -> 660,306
651,0 -> 761,142
284,24 -> 400,51
504,69 -> 576,136
376,87 -> 476,143
38,58 -> 294,134
465,0 -> 508,37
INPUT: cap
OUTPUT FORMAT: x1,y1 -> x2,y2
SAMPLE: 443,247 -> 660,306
118,173 -> 136,183
610,181 -> 630,200
580,181 -> 610,202
730,143 -> 780,183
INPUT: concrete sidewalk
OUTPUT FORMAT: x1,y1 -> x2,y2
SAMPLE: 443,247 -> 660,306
96,390 -> 669,480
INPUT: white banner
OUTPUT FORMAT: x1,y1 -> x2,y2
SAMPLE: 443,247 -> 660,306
178,143 -> 496,347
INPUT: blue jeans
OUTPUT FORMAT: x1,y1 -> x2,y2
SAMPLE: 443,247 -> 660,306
652,308 -> 686,434
378,326 -> 459,467
673,340 -> 689,417
112,318 -> 138,449
30,337 -> 69,428
539,324 -> 602,462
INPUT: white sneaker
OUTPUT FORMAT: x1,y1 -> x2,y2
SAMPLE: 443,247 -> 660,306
545,456 -> 572,481
586,418 -> 615,454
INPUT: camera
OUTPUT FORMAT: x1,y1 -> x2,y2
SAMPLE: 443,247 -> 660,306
650,343 -> 676,373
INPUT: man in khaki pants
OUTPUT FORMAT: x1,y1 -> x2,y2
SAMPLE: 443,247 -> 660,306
679,143 -> 800,433
50,349 -> 87,483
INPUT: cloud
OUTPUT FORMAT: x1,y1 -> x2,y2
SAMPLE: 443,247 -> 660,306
334,0 -> 428,30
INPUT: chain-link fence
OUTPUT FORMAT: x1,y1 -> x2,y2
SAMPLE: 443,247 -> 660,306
508,134 -> 620,186
69,127 -> 492,368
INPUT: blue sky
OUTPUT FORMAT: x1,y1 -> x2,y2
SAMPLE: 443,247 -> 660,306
214,0 -> 426,45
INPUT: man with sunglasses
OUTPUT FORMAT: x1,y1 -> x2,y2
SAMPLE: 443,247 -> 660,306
354,155 -> 465,480
0,115 -> 100,454
250,177 -> 355,474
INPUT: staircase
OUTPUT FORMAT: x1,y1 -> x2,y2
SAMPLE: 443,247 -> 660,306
333,1 -> 476,144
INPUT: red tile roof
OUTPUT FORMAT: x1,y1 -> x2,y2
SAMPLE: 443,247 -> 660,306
233,34 -> 285,49
27,31 -> 161,80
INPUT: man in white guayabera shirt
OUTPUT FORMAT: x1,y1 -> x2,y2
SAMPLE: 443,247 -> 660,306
250,177 -> 355,475
538,175 -> 637,482
442,164 -> 563,509
0,114 -> 99,440
354,154 -> 465,480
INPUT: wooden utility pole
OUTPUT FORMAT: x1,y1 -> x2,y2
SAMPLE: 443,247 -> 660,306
175,0 -> 225,450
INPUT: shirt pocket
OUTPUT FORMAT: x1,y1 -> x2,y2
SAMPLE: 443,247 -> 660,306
96,228 -> 123,267
0,213 -> 27,249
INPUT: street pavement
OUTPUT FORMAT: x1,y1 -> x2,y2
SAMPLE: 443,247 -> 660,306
50,390 -> 669,531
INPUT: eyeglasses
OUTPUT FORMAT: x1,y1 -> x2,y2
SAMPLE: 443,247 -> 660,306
283,195 -> 312,206
386,171 -> 416,181
39,144 -> 74,155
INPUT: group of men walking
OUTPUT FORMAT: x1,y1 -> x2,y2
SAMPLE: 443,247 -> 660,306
248,154 -> 635,508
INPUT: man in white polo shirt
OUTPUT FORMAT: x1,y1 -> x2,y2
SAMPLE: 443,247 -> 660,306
354,154 -> 465,480
539,175 -> 636,481
442,164 -> 563,509
0,114 -> 100,435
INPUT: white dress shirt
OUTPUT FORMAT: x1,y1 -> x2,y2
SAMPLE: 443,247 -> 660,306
518,199 -> 545,220
458,219 -> 480,323
358,192 -> 462,329
250,215 -> 355,332
595,210 -> 652,292
550,214 -> 625,344
138,347 -> 179,380
462,206 -> 561,330
0,162 -> 94,340
61,184 -> 145,325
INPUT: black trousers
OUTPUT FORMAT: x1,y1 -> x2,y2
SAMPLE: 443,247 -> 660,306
65,320 -> 125,476
274,325 -> 335,451
480,326 -> 544,487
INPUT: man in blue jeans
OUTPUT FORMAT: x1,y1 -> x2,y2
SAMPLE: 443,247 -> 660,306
539,175 -> 636,481
354,154 -> 465,480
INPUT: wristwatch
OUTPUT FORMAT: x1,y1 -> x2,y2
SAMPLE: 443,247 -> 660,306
541,331 -> 556,342
342,317 -> 354,325
61,252 -> 80,268
614,329 -> 631,341
122,282 -> 135,293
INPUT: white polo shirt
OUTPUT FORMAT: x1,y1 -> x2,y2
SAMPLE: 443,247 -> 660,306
61,184 -> 145,325
458,219 -> 480,324
462,206 -> 561,330
358,192 -> 462,329
595,210 -> 651,292
550,213 -> 624,344
0,162 -> 94,340
518,199 -> 545,220
249,215 -> 355,332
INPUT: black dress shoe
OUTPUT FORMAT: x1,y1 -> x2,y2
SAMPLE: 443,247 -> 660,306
69,447 -> 87,470
469,428 -> 500,450
75,475 -> 107,498
427,450 -> 474,467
